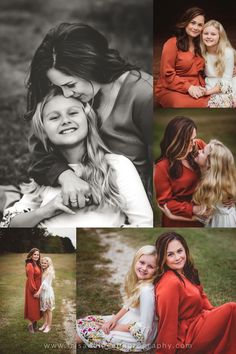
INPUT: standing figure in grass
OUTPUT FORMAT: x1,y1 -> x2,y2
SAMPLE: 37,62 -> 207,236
155,232 -> 236,354
34,256 -> 55,333
77,245 -> 158,352
24,248 -> 42,333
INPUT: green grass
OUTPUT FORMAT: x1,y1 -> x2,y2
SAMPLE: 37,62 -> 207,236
77,229 -> 122,354
154,108 -> 236,159
153,109 -> 236,225
114,228 -> 236,305
76,228 -> 236,353
0,253 -> 76,354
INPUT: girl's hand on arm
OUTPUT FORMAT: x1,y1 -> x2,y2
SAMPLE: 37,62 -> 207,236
58,170 -> 91,209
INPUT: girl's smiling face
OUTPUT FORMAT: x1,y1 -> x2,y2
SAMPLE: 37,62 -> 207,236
135,254 -> 157,280
202,25 -> 220,48
47,68 -> 101,102
194,144 -> 210,168
41,259 -> 49,270
42,95 -> 88,148
165,240 -> 186,274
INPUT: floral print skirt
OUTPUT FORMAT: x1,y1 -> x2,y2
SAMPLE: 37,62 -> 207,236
76,314 -> 154,352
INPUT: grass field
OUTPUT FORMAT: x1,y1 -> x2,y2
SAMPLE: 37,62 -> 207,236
0,253 -> 76,354
76,228 -> 236,353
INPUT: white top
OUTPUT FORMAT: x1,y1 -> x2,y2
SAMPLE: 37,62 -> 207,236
2,154 -> 153,228
208,203 -> 236,227
205,47 -> 235,95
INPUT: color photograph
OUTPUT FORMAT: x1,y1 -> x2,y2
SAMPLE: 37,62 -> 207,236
154,0 -> 236,108
76,228 -> 236,353
153,109 -> 236,227
0,228 -> 76,354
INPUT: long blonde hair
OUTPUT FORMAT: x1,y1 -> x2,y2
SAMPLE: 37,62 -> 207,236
41,256 -> 55,280
29,88 -> 123,209
123,245 -> 157,308
193,139 -> 236,215
201,20 -> 236,77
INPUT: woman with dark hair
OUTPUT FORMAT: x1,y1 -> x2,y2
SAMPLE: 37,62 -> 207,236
26,23 -> 153,205
154,232 -> 236,354
154,116 -> 205,227
155,7 -> 210,108
1,89 -> 152,227
24,248 -> 42,333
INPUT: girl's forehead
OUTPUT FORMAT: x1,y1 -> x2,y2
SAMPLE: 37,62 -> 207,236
44,95 -> 84,111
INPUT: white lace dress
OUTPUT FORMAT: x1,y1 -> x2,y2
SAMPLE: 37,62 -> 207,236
76,284 -> 157,352
40,272 -> 55,312
208,204 -> 236,227
205,47 -> 235,108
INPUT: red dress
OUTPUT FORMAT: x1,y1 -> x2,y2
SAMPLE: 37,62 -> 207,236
154,140 -> 206,227
155,271 -> 236,354
155,37 -> 209,108
24,262 -> 42,322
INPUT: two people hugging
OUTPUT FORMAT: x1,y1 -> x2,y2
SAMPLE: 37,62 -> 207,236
154,116 -> 236,228
1,22 -> 153,228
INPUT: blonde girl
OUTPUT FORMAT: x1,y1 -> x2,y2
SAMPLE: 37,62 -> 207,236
159,140 -> 236,227
76,245 -> 158,352
201,20 -> 236,107
193,139 -> 236,226
1,88 -> 152,228
34,256 -> 55,333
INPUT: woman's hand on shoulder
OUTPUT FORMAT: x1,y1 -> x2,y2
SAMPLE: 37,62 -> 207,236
58,170 -> 91,209
188,85 -> 206,99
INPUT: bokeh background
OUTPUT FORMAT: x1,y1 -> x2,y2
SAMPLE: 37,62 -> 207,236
0,0 -> 152,186
154,0 -> 236,84
153,108 -> 236,225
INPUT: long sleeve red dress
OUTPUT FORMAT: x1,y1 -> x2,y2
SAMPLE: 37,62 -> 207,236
24,262 -> 42,322
154,140 -> 205,227
155,271 -> 236,354
155,37 -> 209,108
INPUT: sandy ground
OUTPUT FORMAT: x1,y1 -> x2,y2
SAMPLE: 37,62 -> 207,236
61,284 -> 76,354
95,230 -> 136,297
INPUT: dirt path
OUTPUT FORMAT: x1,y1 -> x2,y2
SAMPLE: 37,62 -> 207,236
95,230 -> 136,297
61,284 -> 76,354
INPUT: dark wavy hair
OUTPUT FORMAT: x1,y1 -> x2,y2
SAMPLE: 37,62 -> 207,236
26,23 -> 139,120
25,247 -> 41,267
155,232 -> 200,285
156,116 -> 200,179
175,7 -> 205,55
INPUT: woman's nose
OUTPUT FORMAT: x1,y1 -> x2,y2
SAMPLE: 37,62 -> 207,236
62,86 -> 73,98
